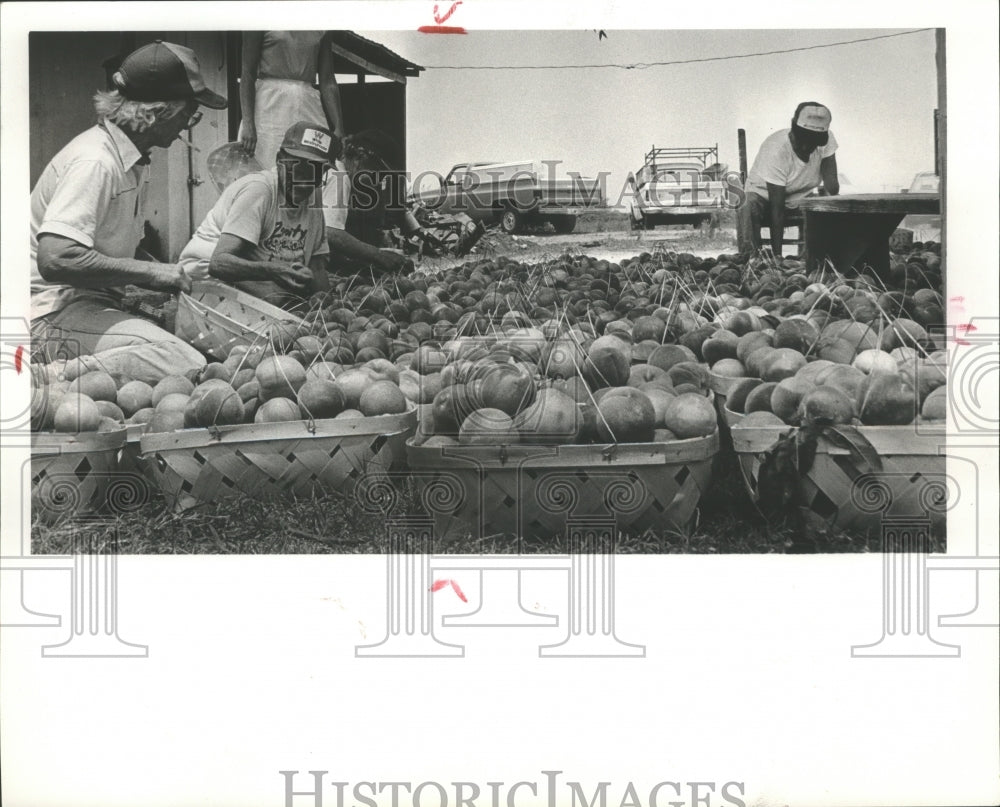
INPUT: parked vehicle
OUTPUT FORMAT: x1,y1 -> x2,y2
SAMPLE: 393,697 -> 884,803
627,146 -> 730,230
409,159 -> 605,234
903,170 -> 940,194
899,170 -> 941,242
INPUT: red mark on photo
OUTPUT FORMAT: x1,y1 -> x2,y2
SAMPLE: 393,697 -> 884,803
418,25 -> 467,34
434,1 -> 462,23
419,1 -> 466,33
956,323 -> 978,333
431,578 -> 468,602
14,345 -> 24,374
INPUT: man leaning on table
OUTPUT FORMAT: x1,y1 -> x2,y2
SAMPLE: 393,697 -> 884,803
737,101 -> 840,256
30,40 -> 227,385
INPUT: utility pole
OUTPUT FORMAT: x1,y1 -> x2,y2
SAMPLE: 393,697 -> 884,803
936,28 -> 946,281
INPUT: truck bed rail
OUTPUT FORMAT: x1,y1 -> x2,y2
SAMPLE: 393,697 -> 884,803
643,145 -> 719,167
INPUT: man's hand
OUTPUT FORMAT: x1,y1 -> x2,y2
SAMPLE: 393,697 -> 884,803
269,261 -> 313,293
374,249 -> 413,275
150,264 -> 192,294
239,120 -> 257,156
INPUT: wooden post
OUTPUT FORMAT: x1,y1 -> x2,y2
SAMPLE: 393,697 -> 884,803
933,110 -> 940,175
357,72 -> 366,130
936,28 -> 946,286
737,128 -> 748,183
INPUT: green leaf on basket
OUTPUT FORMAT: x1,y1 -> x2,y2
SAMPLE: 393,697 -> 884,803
757,430 -> 801,518
822,425 -> 883,472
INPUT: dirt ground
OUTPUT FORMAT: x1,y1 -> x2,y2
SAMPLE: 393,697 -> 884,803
413,223 -> 740,274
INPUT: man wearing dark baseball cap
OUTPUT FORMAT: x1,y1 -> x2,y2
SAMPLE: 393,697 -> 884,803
178,121 -> 337,309
738,101 -> 841,256
30,40 -> 228,384
113,39 -> 228,109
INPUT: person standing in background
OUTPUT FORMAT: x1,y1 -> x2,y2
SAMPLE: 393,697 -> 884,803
238,31 -> 345,167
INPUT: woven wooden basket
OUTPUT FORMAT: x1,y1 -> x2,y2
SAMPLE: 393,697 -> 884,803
31,428 -> 127,523
139,407 -> 418,511
730,418 -> 949,532
406,433 -> 719,541
175,280 -> 307,361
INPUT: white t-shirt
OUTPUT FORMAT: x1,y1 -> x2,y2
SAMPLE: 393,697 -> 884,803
30,121 -> 149,319
745,128 -> 838,205
321,159 -> 351,231
179,167 -> 329,280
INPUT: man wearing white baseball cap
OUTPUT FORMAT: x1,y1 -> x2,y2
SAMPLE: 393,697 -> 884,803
178,120 -> 336,309
31,40 -> 228,384
737,101 -> 840,256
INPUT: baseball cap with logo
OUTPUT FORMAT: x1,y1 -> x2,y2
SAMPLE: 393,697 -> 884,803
791,102 -> 831,146
794,103 -> 832,132
280,121 -> 340,164
113,40 -> 227,109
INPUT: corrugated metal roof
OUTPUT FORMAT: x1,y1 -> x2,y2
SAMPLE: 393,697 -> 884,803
329,31 -> 423,77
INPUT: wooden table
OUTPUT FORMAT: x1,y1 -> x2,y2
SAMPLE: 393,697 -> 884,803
797,193 -> 940,276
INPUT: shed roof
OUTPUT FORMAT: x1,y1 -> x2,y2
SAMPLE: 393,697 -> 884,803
329,31 -> 423,80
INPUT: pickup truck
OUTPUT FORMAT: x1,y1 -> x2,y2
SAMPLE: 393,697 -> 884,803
626,146 -> 731,230
409,160 -> 605,234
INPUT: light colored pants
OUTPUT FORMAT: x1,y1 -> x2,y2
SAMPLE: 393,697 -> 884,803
243,78 -> 326,169
31,297 -> 206,385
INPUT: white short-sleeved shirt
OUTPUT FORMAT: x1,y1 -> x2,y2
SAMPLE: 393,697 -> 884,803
30,121 -> 149,319
179,167 -> 329,280
745,128 -> 838,205
321,159 -> 351,231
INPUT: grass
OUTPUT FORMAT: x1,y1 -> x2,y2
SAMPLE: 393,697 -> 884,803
31,440 -> 894,556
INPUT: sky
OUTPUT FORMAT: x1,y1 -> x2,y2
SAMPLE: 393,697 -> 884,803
357,28 -> 939,203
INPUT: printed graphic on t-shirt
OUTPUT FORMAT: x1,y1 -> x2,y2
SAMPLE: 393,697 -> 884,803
261,221 -> 307,263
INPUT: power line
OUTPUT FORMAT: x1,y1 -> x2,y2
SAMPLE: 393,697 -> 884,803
420,28 -> 934,70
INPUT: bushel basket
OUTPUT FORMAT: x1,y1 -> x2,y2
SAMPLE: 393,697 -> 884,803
730,417 -> 949,534
175,280 -> 306,361
405,433 -> 719,541
31,428 -> 128,524
139,407 -> 417,511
